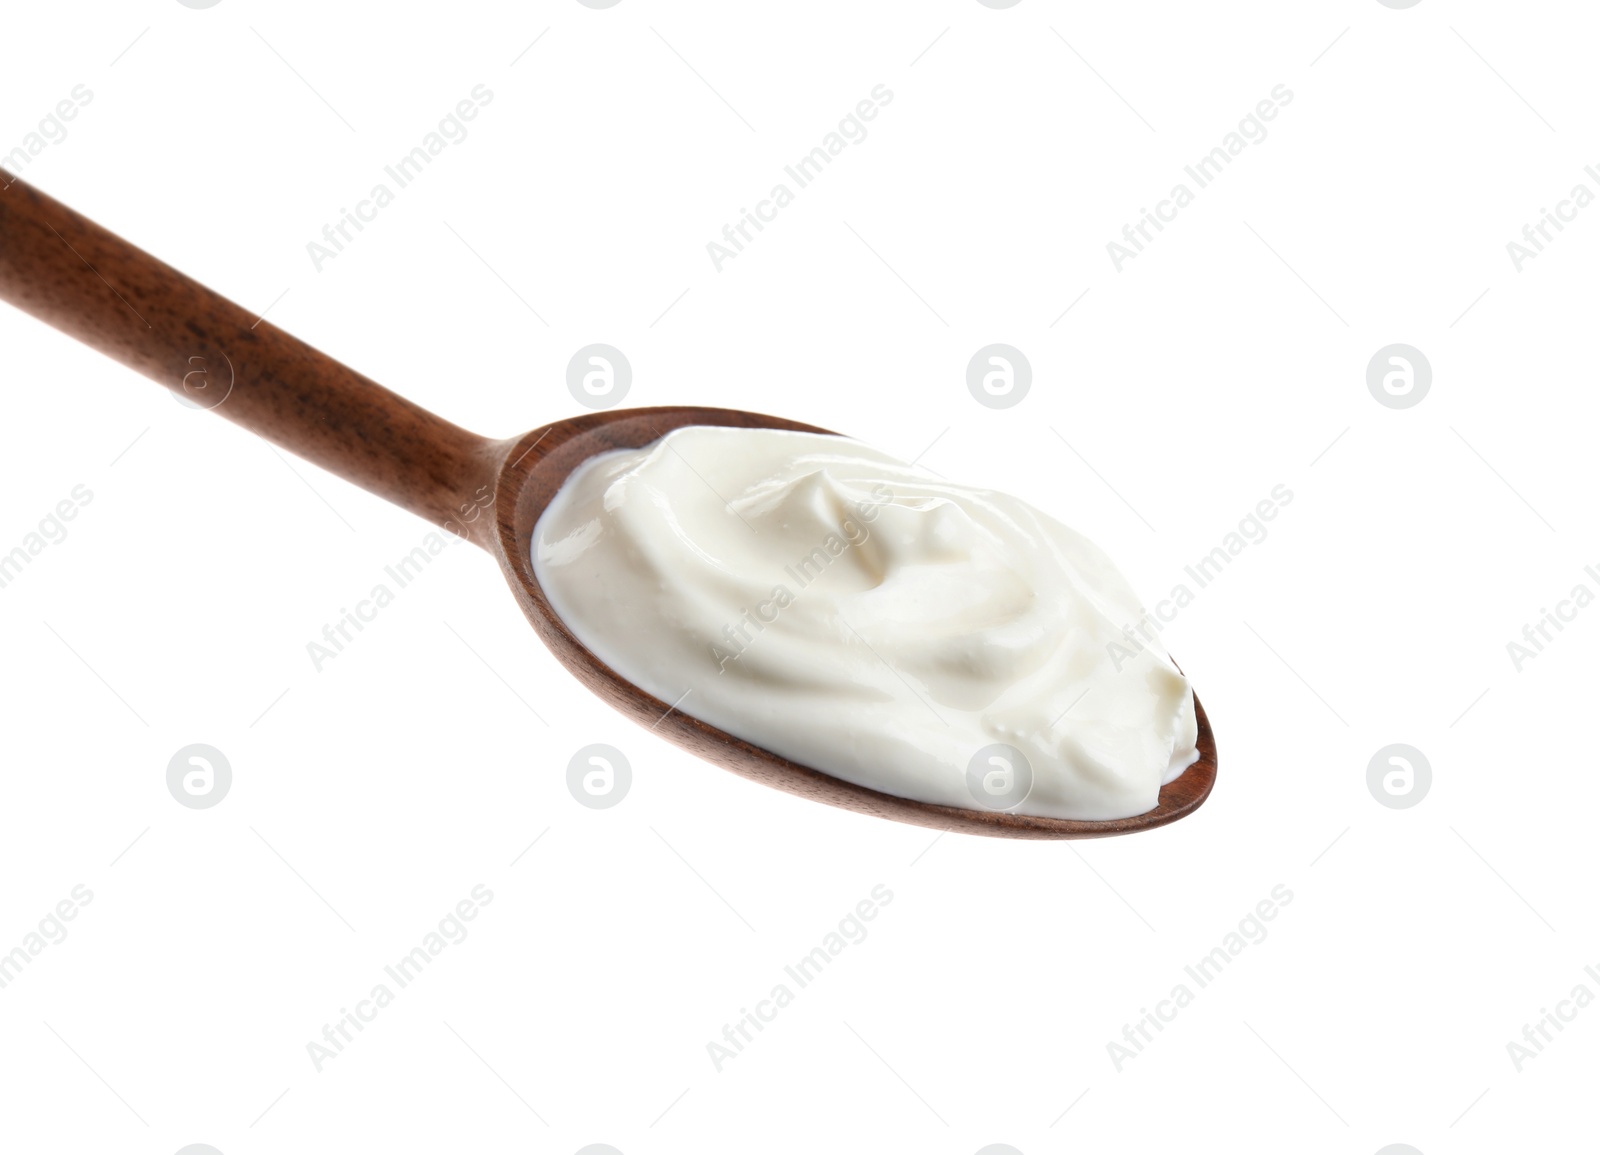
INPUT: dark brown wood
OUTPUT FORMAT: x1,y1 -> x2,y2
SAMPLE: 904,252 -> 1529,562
0,176 -> 1217,839
0,176 -> 501,540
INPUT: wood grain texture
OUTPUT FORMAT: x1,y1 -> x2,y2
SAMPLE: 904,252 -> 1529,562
0,176 -> 499,538
0,176 -> 1217,840
492,406 -> 1218,840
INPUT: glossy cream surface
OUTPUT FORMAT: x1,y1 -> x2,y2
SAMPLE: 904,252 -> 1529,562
532,426 -> 1199,820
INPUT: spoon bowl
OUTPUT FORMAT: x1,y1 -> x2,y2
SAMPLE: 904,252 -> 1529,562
491,406 -> 1217,839
0,177 -> 1215,840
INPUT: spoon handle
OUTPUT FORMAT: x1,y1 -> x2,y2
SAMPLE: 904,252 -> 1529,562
0,176 -> 502,542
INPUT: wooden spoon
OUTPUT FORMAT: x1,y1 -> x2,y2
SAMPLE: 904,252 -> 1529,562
0,177 -> 1216,840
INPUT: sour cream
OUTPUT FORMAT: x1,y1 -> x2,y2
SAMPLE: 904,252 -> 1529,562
532,426 -> 1199,821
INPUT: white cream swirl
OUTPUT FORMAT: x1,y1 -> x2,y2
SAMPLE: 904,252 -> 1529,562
533,426 -> 1198,820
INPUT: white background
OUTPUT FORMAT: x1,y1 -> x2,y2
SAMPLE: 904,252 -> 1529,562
1,2 -> 1595,1152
